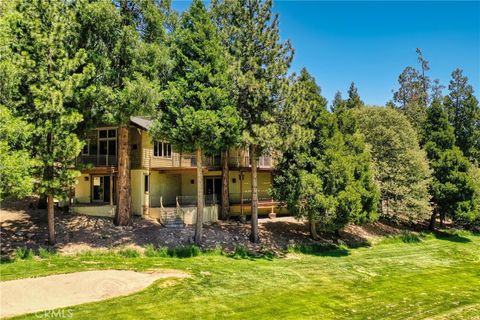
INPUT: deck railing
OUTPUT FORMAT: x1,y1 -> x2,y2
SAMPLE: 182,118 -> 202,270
229,191 -> 272,204
77,155 -> 118,167
170,154 -> 273,169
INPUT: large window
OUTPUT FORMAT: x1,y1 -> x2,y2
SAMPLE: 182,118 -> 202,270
98,129 -> 117,157
154,141 -> 172,158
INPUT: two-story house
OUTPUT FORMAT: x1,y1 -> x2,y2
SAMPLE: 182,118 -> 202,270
71,116 -> 278,224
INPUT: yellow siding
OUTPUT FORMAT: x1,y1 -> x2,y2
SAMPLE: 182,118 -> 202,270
228,171 -> 272,196
131,169 -> 146,216
74,174 -> 91,203
181,172 -> 197,197
73,205 -> 115,217
150,172 -> 181,206
140,132 -> 193,169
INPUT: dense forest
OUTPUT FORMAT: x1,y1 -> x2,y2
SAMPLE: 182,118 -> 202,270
1,0 -> 479,245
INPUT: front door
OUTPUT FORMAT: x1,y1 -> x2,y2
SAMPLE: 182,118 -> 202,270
205,177 -> 222,204
92,175 -> 115,203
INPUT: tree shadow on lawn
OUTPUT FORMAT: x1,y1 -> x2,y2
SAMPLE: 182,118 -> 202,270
433,231 -> 472,243
291,244 -> 350,257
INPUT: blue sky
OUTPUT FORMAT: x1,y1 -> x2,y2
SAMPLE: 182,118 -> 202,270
171,1 -> 480,106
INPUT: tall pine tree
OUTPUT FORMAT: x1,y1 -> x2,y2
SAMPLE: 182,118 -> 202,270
152,0 -> 242,244
213,0 -> 293,243
76,0 -> 167,226
444,69 -> 480,162
346,82 -> 363,109
424,99 -> 480,229
274,69 -> 378,238
2,0 -> 92,244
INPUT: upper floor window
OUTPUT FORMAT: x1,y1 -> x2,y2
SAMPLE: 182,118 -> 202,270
98,128 -> 117,157
99,129 -> 116,139
154,141 -> 172,158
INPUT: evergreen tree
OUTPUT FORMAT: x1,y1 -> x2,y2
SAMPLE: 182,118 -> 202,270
424,100 -> 480,229
444,69 -> 480,162
273,69 -> 378,238
393,49 -> 431,141
331,91 -> 346,112
0,106 -> 37,201
1,0 -> 92,244
0,7 -> 37,201
212,0 -> 293,243
355,107 -> 432,223
152,0 -> 242,244
76,0 -> 167,226
346,82 -> 363,109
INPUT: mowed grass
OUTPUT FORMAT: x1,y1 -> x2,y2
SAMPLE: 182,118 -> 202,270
1,231 -> 480,320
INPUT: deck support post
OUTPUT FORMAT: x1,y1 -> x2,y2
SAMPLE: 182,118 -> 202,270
109,168 -> 114,207
240,171 -> 245,222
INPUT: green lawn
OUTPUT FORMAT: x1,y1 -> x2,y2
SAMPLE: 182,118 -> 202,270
2,231 -> 480,320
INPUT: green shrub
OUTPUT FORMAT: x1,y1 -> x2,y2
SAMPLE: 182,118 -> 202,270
287,243 -> 349,257
14,247 -> 34,260
37,247 -> 55,258
169,245 -> 202,258
118,248 -> 141,258
381,231 -> 423,244
205,245 -> 224,256
230,245 -> 251,259
400,231 -> 422,243
144,244 -> 169,257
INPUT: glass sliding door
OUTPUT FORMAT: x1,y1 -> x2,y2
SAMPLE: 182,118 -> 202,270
92,175 -> 115,203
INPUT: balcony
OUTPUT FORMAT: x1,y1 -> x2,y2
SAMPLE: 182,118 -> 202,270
228,155 -> 273,169
77,155 -> 118,167
185,155 -> 273,168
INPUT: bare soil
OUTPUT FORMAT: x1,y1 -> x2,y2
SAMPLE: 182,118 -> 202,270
0,198 -> 403,257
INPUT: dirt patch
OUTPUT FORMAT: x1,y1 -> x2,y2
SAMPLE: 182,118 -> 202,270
0,269 -> 189,318
1,199 -> 403,256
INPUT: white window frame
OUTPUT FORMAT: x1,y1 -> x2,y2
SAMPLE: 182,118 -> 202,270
153,141 -> 172,158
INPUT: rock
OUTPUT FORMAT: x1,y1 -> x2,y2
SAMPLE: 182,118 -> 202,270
26,233 -> 35,239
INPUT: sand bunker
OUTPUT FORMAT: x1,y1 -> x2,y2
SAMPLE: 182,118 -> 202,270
0,269 -> 189,318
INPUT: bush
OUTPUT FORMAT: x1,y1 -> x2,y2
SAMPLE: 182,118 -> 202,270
399,231 -> 422,243
230,245 -> 251,259
144,244 -> 169,258
37,247 -> 55,258
168,245 -> 202,258
381,231 -> 424,244
118,248 -> 141,258
287,243 -> 349,257
14,247 -> 34,260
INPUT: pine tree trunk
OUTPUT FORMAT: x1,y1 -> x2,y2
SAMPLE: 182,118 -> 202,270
221,149 -> 230,220
250,145 -> 259,243
240,171 -> 245,222
47,193 -> 55,245
115,126 -> 131,226
195,147 -> 204,244
46,132 -> 55,244
309,218 -> 319,240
